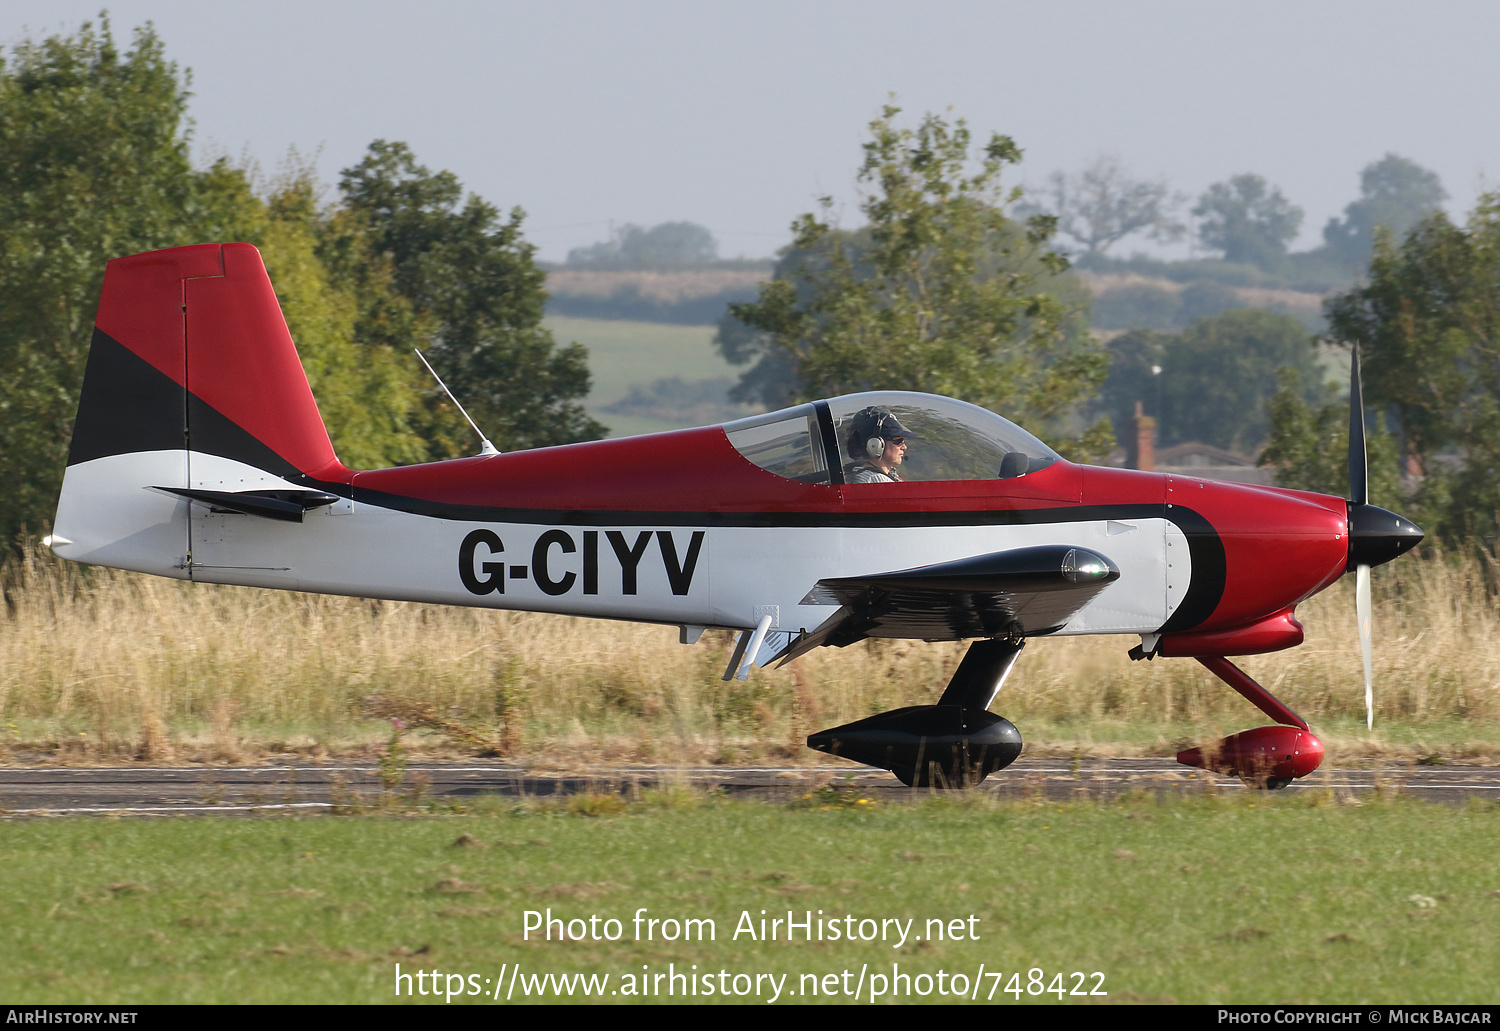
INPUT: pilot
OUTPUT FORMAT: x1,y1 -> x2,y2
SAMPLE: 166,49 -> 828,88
846,407 -> 914,483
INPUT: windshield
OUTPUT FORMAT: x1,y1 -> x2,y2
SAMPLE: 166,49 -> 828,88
724,391 -> 1059,484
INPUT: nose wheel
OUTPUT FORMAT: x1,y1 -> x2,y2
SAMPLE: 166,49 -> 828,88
1243,776 -> 1294,791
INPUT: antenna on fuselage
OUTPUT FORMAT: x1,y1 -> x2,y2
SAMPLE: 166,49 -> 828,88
414,349 -> 500,457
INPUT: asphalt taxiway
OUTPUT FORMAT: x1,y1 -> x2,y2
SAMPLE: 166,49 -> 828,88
0,758 -> 1493,814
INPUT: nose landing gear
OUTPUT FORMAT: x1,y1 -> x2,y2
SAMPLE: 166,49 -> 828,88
1175,656 -> 1325,789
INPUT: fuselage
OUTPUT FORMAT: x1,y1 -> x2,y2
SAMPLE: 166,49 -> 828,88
54,422 -> 1352,652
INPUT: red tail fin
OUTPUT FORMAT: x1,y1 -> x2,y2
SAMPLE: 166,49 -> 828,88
78,242 -> 345,481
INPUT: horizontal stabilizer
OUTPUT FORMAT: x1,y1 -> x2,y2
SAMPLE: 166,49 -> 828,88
150,487 -> 341,523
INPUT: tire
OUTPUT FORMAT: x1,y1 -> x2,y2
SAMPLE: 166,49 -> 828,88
1240,775 -> 1294,791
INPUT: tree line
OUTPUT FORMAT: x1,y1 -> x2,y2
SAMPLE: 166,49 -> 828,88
4,18 -> 1498,550
1033,152 -> 1448,290
716,115 -> 1500,543
0,20 -> 602,543
1264,197 -> 1500,542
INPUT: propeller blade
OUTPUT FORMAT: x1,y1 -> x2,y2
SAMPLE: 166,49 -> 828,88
1357,562 -> 1373,730
1348,347 -> 1368,507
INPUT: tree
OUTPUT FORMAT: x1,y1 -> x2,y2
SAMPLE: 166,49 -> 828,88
1039,154 -> 1185,255
1259,369 -> 1399,501
567,221 -> 719,268
255,168 -> 434,469
1099,309 -> 1321,453
339,141 -> 605,452
0,17 -> 603,545
1095,327 -> 1170,443
1320,195 -> 1500,541
1193,174 -> 1303,268
718,105 -> 1111,459
0,19 -> 201,540
1177,281 -> 1245,324
714,290 -> 799,407
1088,283 -> 1181,331
1322,154 -> 1447,270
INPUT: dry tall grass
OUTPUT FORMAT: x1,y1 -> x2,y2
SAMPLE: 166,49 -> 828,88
3,542 -> 1498,765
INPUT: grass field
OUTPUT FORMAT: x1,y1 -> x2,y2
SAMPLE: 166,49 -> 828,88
3,542 -> 1500,765
5,503 -> 1496,1006
543,316 -> 737,438
1,791 -> 1494,1004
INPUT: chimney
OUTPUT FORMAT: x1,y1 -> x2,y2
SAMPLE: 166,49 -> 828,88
1132,401 -> 1156,472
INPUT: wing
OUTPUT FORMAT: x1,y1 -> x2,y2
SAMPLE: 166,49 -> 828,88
775,544 -> 1119,666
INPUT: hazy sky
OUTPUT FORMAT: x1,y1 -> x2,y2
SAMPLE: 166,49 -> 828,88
5,1 -> 1498,263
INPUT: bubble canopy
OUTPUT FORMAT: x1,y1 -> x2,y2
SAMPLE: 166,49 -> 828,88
723,391 -> 1061,485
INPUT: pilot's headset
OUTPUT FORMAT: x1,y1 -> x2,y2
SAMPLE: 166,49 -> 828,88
851,406 -> 914,459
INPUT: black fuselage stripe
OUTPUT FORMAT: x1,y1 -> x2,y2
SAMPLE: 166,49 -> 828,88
1155,506 -> 1226,634
346,492 -> 1168,528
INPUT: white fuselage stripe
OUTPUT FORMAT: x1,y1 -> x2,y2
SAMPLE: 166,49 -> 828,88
52,451 -> 1187,636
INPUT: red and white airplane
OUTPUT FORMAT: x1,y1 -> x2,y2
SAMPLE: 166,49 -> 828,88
49,244 -> 1423,787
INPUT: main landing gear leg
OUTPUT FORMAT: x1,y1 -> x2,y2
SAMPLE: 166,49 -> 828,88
1177,655 -> 1325,789
938,637 -> 1025,709
806,637 -> 1026,788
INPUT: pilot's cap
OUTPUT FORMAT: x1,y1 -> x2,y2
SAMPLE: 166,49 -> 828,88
851,406 -> 914,441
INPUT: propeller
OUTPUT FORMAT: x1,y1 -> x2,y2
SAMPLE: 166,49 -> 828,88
1344,347 -> 1424,730
1348,350 -> 1374,730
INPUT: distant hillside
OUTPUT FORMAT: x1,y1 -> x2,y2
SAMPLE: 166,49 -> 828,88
1079,272 -> 1327,334
545,266 -> 770,325
543,315 -> 755,438
546,262 -> 1332,349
